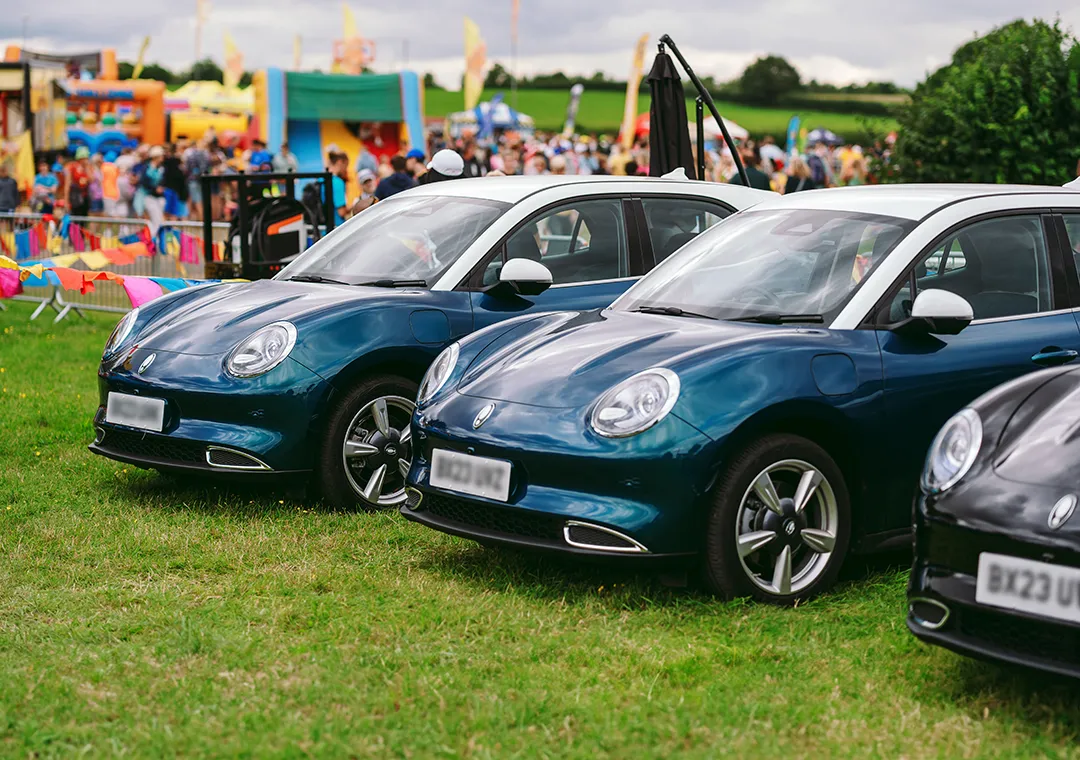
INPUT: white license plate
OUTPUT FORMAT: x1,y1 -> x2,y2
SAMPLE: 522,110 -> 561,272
430,448 -> 511,502
976,552 -> 1080,625
105,392 -> 166,433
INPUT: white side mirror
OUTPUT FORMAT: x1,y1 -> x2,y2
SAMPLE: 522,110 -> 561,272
496,257 -> 553,297
909,289 -> 973,335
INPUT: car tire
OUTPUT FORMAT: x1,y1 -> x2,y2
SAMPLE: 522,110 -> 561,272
317,375 -> 418,511
701,434 -> 851,605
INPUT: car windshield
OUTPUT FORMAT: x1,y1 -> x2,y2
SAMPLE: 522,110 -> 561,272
614,208 -> 914,322
274,194 -> 510,286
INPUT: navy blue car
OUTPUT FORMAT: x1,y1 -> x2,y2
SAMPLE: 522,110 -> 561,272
90,176 -> 766,508
404,185 -> 1080,604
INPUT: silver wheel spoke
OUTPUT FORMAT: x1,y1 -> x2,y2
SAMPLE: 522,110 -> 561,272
801,528 -> 836,554
362,463 -> 387,502
752,471 -> 783,515
793,469 -> 823,514
398,457 -> 411,479
399,426 -> 412,446
344,441 -> 379,459
772,545 -> 792,595
737,530 -> 777,558
372,398 -> 392,437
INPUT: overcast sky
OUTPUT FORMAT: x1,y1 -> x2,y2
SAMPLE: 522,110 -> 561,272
2,1 -> 1079,89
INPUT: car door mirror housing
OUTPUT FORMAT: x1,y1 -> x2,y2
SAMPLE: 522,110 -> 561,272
894,289 -> 974,336
486,257 -> 553,298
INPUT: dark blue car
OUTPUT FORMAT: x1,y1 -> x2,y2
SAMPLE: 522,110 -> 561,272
404,185 -> 1080,604
90,176 -> 766,508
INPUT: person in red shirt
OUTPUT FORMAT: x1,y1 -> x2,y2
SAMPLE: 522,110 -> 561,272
65,146 -> 92,217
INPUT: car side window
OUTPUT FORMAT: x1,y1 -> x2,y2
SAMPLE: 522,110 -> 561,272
640,198 -> 730,263
484,198 -> 628,286
885,215 -> 1052,323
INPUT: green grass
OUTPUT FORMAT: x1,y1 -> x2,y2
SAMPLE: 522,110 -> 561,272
2,299 -> 1080,757
424,87 -> 897,139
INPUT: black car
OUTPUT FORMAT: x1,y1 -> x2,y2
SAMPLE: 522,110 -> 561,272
908,364 -> 1080,678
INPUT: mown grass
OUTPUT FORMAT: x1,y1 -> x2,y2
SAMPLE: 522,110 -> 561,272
424,87 -> 897,140
1,299 -> 1079,758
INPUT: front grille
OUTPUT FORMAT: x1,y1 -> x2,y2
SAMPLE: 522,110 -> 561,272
98,428 -> 206,464
566,524 -> 638,550
958,607 -> 1080,667
207,448 -> 263,468
420,493 -> 563,542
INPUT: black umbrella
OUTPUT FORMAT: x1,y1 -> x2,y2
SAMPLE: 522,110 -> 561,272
647,50 -> 696,179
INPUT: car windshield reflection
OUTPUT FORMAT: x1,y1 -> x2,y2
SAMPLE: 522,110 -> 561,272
615,209 -> 915,323
275,194 -> 511,286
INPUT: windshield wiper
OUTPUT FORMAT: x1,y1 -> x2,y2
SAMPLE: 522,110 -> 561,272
733,313 -> 825,325
630,305 -> 717,320
358,279 -> 428,288
286,274 -> 351,285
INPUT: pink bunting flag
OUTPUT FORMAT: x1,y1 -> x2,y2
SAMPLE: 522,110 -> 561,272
0,268 -> 23,298
179,232 -> 202,264
70,222 -> 86,253
121,276 -> 165,308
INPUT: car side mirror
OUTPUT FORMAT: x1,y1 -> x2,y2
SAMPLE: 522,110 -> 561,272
486,257 -> 553,298
894,289 -> 973,336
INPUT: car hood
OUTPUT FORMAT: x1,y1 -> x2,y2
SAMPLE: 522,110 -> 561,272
993,368 -> 1080,488
133,278 -> 422,356
456,309 -> 788,410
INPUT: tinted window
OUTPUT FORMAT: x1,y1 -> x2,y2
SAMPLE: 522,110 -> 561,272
640,198 -> 729,263
488,198 -> 628,286
616,209 -> 912,322
886,215 -> 1052,323
276,194 -> 509,286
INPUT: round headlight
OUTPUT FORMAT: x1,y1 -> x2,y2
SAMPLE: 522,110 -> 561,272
103,307 -> 140,358
922,408 -> 982,493
589,368 -> 680,438
225,322 -> 297,378
418,342 -> 459,405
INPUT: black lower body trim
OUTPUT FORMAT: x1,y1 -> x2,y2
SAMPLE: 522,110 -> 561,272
89,442 -> 309,480
401,492 -> 694,565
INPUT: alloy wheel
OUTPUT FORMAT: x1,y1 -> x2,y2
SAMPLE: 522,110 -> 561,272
341,395 -> 415,507
734,458 -> 839,597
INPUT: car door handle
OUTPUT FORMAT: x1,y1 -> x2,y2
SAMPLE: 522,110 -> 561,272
1031,348 -> 1079,367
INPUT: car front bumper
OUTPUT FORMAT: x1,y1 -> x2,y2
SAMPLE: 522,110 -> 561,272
90,348 -> 331,477
402,394 -> 715,560
908,491 -> 1080,679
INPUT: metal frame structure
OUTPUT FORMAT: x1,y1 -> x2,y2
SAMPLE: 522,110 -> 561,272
658,34 -> 749,186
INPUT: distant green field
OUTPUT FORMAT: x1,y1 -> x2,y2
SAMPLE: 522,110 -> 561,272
425,87 -> 897,141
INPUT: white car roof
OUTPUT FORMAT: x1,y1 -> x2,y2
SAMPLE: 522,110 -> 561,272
752,183 -> 1080,221
403,174 -> 771,207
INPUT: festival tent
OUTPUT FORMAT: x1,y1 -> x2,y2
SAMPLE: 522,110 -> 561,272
447,100 -> 535,138
166,80 -> 254,114
633,112 -> 748,142
807,127 -> 843,146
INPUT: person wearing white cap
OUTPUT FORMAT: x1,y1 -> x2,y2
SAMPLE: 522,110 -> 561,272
418,149 -> 465,185
349,168 -> 379,215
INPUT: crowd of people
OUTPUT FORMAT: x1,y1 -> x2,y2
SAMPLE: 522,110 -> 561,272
0,124 -> 889,230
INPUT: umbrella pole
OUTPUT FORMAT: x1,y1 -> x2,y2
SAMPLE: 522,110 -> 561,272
695,97 -> 705,181
659,34 -> 749,186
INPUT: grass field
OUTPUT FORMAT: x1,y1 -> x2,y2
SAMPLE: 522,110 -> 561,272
425,87 -> 898,140
2,299 -> 1080,757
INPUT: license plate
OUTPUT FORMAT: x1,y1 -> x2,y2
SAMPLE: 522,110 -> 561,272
429,448 -> 511,502
976,552 -> 1080,625
105,392 -> 166,432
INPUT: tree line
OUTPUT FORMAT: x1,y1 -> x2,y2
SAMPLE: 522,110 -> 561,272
117,58 -> 254,88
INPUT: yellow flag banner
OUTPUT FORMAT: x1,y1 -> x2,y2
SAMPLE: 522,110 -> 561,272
223,31 -> 243,90
293,35 -> 302,71
343,3 -> 358,39
131,36 -> 151,79
14,131 -> 34,193
463,17 -> 487,111
620,34 -> 650,152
